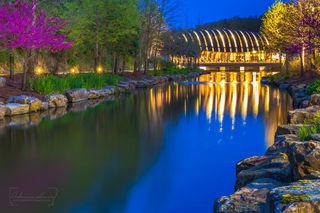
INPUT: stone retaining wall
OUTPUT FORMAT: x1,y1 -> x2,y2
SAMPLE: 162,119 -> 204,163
0,71 -> 209,128
214,76 -> 320,213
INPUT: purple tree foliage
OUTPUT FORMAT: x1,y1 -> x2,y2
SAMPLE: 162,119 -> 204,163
0,0 -> 72,88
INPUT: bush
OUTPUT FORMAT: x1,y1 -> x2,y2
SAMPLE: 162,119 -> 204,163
298,126 -> 316,141
30,73 -> 119,95
298,112 -> 320,141
266,71 -> 296,81
307,80 -> 320,95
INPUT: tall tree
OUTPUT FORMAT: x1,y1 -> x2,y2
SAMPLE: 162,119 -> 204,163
0,0 -> 72,89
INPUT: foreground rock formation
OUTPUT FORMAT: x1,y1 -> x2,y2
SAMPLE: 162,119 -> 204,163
214,78 -> 320,213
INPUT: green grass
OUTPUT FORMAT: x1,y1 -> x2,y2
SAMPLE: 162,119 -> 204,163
307,80 -> 320,95
266,72 -> 295,81
149,67 -> 200,76
29,73 -> 119,95
298,111 -> 320,141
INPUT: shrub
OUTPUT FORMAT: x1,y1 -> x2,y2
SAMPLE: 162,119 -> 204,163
297,126 -> 316,141
30,73 -> 119,95
307,80 -> 320,95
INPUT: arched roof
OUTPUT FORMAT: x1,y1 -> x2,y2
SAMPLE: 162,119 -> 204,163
179,29 -> 269,53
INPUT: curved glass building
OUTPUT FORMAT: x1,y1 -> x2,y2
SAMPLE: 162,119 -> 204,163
176,29 -> 278,64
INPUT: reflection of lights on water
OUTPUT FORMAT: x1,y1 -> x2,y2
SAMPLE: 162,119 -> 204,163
218,80 -> 226,131
252,73 -> 259,118
206,85 -> 214,122
242,83 -> 248,121
231,82 -> 237,130
265,86 -> 270,113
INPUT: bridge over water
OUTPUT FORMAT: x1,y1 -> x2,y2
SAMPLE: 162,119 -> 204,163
174,29 -> 280,71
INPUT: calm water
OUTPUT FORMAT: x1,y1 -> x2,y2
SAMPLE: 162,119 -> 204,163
0,72 -> 292,213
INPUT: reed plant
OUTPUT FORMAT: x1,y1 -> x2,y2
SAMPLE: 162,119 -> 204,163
29,73 -> 119,95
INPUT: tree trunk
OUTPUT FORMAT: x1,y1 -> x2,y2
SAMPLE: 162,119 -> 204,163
134,59 -> 138,72
144,58 -> 148,74
313,49 -> 316,71
113,55 -> 119,74
285,54 -> 289,74
22,50 -> 28,90
94,25 -> 99,73
27,49 -> 36,74
153,47 -> 158,72
300,52 -> 304,76
9,52 -> 14,80
101,48 -> 105,71
122,58 -> 126,72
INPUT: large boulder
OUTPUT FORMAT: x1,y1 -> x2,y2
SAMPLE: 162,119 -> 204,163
7,95 -> 42,112
87,89 -> 101,99
44,94 -> 68,108
275,124 -> 309,137
288,106 -> 320,124
65,88 -> 88,103
288,141 -> 320,180
236,155 -> 273,175
267,179 -> 320,213
0,77 -> 6,87
214,179 -> 285,213
310,94 -> 320,106
0,103 -> 29,116
235,153 -> 292,191
40,102 -> 48,111
267,134 -> 299,155
102,86 -> 116,94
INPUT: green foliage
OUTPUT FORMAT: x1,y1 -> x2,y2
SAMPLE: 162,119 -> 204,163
298,112 -> 320,141
261,1 -> 288,53
297,126 -> 316,141
30,73 -> 119,95
266,72 -> 295,80
149,68 -> 200,76
307,80 -> 320,95
281,193 -> 312,204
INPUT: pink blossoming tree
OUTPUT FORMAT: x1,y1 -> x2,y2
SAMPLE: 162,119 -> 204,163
0,0 -> 72,89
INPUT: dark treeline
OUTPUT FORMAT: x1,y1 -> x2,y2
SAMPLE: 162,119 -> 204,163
196,16 -> 262,32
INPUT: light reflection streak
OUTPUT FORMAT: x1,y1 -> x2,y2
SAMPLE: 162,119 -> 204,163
145,72 -> 292,147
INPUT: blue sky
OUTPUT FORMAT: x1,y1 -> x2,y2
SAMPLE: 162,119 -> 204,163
176,0 -> 276,28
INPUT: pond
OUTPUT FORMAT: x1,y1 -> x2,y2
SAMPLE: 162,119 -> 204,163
0,72 -> 292,213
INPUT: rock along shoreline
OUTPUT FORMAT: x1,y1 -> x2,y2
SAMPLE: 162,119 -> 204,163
214,77 -> 320,213
0,71 -> 209,129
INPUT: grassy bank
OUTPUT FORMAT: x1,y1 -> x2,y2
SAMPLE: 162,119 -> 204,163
149,67 -> 200,76
265,72 -> 296,81
29,73 -> 119,95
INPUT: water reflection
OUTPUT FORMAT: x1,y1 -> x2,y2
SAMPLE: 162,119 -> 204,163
0,72 -> 291,213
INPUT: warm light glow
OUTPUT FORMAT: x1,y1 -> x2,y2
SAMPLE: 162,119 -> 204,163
216,29 -> 226,52
35,68 -> 42,74
182,33 -> 188,42
97,67 -> 103,73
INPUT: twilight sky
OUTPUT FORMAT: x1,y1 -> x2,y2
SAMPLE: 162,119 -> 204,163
176,0 -> 276,28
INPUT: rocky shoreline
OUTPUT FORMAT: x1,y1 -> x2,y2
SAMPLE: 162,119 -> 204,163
214,76 -> 320,213
0,71 -> 208,129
